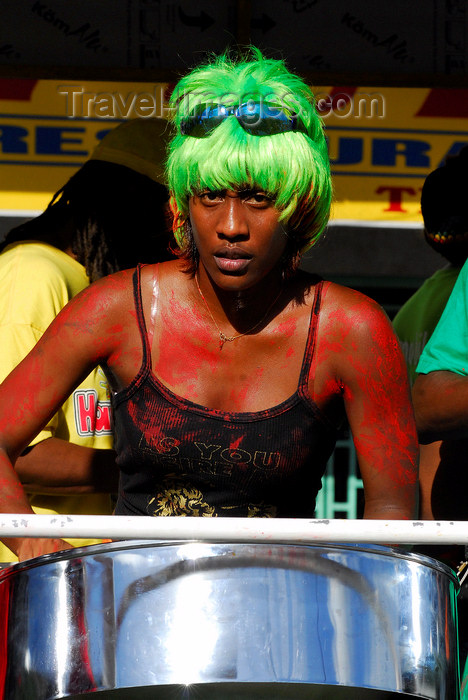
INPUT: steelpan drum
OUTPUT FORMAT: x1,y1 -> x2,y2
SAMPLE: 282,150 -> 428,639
0,541 -> 460,699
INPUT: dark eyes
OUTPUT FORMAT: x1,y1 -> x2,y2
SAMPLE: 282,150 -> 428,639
198,190 -> 273,207
248,192 -> 271,204
201,191 -> 223,202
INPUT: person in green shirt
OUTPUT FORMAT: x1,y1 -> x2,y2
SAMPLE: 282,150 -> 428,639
394,147 -> 468,385
394,147 -> 468,526
409,146 -> 468,686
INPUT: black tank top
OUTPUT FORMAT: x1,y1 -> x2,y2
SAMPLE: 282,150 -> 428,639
112,265 -> 337,518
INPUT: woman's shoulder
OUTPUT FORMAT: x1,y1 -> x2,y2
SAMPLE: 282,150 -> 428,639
84,266 -> 137,298
321,279 -> 383,311
83,262 -> 181,297
296,273 -> 382,313
55,267 -> 139,329
319,279 -> 391,335
139,259 -> 185,282
312,280 -> 401,388
95,261 -> 189,321
139,258 -> 194,298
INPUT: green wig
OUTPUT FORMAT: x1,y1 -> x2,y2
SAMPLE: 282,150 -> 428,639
166,48 -> 332,261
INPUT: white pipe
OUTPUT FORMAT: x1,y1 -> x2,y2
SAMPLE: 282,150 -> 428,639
1,514 -> 468,545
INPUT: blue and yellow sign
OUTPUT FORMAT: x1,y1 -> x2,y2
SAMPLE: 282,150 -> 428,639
0,78 -> 170,212
1,79 -> 467,222
318,85 -> 468,223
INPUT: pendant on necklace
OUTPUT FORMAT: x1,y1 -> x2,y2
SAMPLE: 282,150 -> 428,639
219,332 -> 229,350
219,332 -> 238,350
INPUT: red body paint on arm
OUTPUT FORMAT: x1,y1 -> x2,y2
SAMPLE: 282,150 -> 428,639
313,284 -> 418,520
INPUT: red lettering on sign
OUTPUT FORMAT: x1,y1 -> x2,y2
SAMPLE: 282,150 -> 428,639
416,88 -> 468,119
96,404 -> 111,433
375,185 -> 417,212
74,390 -> 112,436
0,78 -> 37,101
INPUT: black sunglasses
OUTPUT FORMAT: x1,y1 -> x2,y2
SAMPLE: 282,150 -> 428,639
179,102 -> 308,137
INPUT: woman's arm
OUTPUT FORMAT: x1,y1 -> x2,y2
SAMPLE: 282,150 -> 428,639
330,289 -> 419,520
0,446 -> 75,561
413,370 -> 468,442
0,273 -> 129,559
15,438 -> 119,494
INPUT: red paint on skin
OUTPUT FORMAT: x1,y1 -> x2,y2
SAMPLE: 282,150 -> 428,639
0,478 -> 24,496
268,318 -> 298,347
349,355 -> 416,486
3,360 -> 52,427
156,294 -> 221,397
354,387 -> 416,487
228,367 -> 264,411
276,345 -> 296,372
339,382 -> 353,402
273,319 -> 297,337
0,464 -> 32,516
313,290 -> 418,511
0,269 -> 145,522
182,295 -> 214,346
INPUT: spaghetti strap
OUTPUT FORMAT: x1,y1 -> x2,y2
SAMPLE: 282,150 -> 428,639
132,263 -> 153,371
147,264 -> 160,352
298,279 -> 324,391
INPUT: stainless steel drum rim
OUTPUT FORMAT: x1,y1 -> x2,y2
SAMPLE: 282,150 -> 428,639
0,539 -> 459,579
0,540 -> 460,699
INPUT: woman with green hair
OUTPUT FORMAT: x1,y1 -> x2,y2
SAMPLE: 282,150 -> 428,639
167,47 -> 331,269
0,49 -> 418,560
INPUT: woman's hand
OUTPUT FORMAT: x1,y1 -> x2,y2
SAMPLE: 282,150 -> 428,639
9,537 -> 74,563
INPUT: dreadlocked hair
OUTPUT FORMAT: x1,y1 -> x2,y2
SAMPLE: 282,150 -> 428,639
2,160 -> 174,282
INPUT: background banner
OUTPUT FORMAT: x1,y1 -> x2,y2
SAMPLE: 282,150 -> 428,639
0,79 -> 467,224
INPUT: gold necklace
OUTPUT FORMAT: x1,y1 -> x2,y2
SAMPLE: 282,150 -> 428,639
195,273 -> 283,350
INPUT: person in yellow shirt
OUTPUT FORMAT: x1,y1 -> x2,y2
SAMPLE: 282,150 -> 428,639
0,118 -> 174,561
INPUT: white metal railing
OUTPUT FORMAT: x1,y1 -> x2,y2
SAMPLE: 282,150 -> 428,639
1,514 -> 468,545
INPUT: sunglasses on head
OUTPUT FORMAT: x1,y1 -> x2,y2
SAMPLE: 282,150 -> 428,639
179,101 -> 308,137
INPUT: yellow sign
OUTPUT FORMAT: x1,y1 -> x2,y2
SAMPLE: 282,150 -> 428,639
1,80 -> 467,222
316,85 -> 468,223
0,78 -> 170,212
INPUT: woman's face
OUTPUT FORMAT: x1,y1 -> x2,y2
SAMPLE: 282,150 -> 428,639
189,188 -> 287,290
